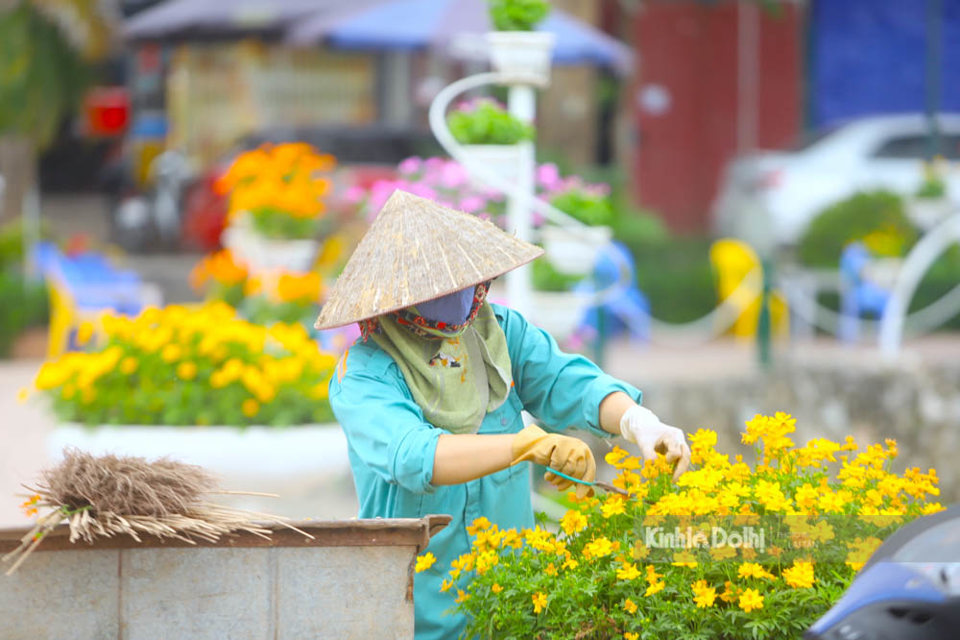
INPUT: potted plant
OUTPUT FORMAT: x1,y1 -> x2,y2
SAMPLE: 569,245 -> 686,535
218,143 -> 336,274
26,303 -> 349,511
446,98 -> 535,190
539,180 -> 615,276
908,159 -> 954,230
486,0 -> 556,85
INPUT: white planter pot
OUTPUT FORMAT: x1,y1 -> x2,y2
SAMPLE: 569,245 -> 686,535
222,216 -> 319,275
540,224 -> 613,276
529,290 -> 595,341
908,198 -> 955,230
486,31 -> 556,86
47,423 -> 355,519
458,144 -> 525,191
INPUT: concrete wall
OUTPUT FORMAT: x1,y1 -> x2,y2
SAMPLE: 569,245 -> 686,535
636,358 -> 960,502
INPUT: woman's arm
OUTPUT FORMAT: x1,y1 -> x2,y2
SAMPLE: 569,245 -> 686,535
598,391 -> 637,436
431,433 -> 514,485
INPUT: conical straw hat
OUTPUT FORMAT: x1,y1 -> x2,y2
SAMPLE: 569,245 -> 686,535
314,189 -> 544,330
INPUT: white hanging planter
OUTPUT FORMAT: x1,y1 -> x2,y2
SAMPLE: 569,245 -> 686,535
458,143 -> 525,191
529,290 -> 595,341
486,31 -> 556,86
908,198 -> 955,231
222,214 -> 319,275
540,224 -> 613,276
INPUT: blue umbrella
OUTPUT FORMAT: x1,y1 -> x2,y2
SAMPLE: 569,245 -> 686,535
286,0 -> 633,74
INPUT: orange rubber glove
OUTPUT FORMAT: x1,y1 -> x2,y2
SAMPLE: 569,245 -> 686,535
511,424 -> 596,499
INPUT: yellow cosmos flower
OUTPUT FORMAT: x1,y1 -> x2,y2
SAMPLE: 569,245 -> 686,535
738,562 -> 774,580
467,517 -> 491,535
782,561 -> 815,589
491,583 -> 503,594
738,588 -> 764,612
440,579 -> 453,593
601,495 -> 626,518
241,398 -> 260,417
617,562 -> 641,581
560,509 -> 589,535
644,581 -> 665,597
414,552 -> 436,573
532,591 -> 548,614
623,598 -> 638,614
176,361 -> 197,381
692,579 -> 717,608
582,536 -> 613,560
120,357 -> 138,375
624,633 -> 639,640
455,589 -> 471,604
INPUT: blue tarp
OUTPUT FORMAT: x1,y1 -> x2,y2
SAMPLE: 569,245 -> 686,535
810,0 -> 960,126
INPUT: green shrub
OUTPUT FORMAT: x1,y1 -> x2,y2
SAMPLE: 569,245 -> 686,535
630,237 -> 717,323
798,191 -> 918,268
448,99 -> 535,146
0,269 -> 48,357
488,0 -> 551,31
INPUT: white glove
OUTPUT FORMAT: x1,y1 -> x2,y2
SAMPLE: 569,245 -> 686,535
619,405 -> 691,481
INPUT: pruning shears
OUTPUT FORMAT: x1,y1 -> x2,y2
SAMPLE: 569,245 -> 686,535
545,467 -> 629,496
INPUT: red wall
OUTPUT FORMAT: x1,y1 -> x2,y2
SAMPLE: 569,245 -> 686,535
630,1 -> 803,233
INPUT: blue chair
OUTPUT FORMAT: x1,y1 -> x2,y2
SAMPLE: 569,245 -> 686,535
571,242 -> 650,344
838,242 -> 892,343
32,241 -> 156,356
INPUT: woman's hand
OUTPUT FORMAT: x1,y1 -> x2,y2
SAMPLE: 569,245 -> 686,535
619,405 -> 691,481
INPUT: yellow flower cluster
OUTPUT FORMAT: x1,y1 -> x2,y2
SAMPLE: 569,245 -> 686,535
217,143 -> 335,221
189,249 -> 248,291
34,303 -> 337,426
446,413 -> 944,639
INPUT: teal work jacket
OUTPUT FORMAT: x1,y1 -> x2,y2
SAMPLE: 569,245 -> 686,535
328,303 -> 642,639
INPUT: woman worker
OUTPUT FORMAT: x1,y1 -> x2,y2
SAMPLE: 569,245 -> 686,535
315,190 -> 691,639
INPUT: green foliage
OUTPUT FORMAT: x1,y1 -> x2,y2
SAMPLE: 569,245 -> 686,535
915,171 -> 947,200
630,237 -> 717,323
531,257 -> 582,292
798,191 -> 918,268
0,269 -> 48,357
488,0 -> 551,31
448,99 -> 535,146
249,208 -> 324,240
0,4 -> 93,148
549,188 -> 614,227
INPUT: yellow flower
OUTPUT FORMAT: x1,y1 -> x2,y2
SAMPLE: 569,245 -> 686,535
738,562 -> 775,580
692,579 -> 716,608
176,361 -> 197,381
455,589 -> 471,604
644,580 -> 665,597
560,509 -> 589,535
623,598 -> 638,614
601,495 -> 626,518
617,562 -> 641,581
624,633 -> 639,640
738,588 -> 764,612
532,591 -> 548,614
76,321 -> 95,345
161,343 -> 182,363
242,398 -> 260,417
582,536 -> 613,560
476,550 -> 499,575
782,561 -> 815,589
120,356 -> 138,375
415,552 -> 436,573
491,583 -> 503,594
467,517 -> 491,535
440,579 -> 453,593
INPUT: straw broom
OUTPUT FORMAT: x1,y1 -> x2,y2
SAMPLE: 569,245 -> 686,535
3,448 -> 312,575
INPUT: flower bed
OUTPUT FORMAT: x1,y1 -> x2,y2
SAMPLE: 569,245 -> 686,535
440,413 -> 942,639
32,303 -> 338,427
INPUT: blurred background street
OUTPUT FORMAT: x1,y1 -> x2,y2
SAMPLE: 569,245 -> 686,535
2,0 -> 960,530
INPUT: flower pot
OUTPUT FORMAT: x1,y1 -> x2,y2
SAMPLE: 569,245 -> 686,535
222,215 -> 319,275
458,144 -> 525,191
529,290 -> 595,341
47,423 -> 354,519
485,31 -> 556,86
908,197 -> 955,230
540,224 -> 613,276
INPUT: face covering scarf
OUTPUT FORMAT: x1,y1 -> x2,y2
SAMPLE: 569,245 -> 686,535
368,284 -> 513,434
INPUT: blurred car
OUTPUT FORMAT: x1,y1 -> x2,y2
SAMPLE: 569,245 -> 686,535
711,113 -> 960,249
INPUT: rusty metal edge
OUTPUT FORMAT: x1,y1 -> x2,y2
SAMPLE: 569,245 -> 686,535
0,515 -> 452,554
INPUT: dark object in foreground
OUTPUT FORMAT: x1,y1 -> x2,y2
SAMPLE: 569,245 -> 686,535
805,504 -> 960,640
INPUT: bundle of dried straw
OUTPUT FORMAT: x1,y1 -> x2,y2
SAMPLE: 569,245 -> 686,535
2,449 -> 311,575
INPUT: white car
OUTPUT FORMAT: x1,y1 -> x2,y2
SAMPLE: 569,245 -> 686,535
711,113 -> 960,249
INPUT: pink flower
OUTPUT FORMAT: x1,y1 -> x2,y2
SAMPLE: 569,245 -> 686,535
398,156 -> 423,175
440,162 -> 468,189
536,163 -> 561,190
343,185 -> 366,204
406,182 -> 438,201
459,195 -> 486,213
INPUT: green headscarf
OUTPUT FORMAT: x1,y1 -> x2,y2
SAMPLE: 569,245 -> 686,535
371,302 -> 512,434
